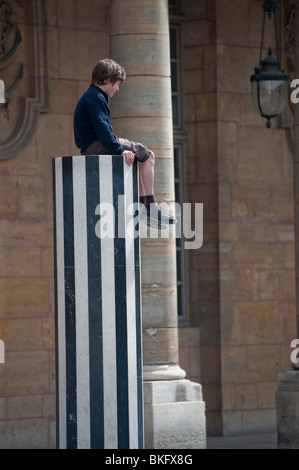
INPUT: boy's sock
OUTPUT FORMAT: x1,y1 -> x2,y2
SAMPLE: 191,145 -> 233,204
139,195 -> 156,207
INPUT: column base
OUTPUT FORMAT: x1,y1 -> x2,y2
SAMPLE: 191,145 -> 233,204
143,364 -> 186,381
276,370 -> 299,449
143,379 -> 206,449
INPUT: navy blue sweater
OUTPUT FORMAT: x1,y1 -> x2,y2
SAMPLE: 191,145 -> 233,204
73,84 -> 125,155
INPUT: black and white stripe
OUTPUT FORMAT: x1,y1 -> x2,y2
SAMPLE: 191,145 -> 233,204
53,155 -> 143,449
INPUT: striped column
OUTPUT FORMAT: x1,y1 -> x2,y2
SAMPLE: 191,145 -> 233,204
53,155 -> 143,449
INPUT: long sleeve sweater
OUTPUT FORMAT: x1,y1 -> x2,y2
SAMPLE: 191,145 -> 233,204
73,84 -> 125,155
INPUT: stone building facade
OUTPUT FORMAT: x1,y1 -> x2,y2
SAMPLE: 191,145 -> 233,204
0,0 -> 298,448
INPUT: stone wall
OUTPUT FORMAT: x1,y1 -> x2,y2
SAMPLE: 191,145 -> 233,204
180,0 -> 297,435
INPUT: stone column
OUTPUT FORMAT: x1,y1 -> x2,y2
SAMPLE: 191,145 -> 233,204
294,0 -> 299,339
276,371 -> 299,448
276,0 -> 299,450
110,0 -> 206,449
53,156 -> 143,449
110,0 -> 183,382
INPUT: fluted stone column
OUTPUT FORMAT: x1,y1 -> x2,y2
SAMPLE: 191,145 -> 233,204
110,0 -> 206,449
110,0 -> 184,381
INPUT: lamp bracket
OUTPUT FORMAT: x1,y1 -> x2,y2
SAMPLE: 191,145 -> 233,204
263,0 -> 277,19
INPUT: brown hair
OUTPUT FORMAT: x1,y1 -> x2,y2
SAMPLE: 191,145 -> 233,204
91,58 -> 126,85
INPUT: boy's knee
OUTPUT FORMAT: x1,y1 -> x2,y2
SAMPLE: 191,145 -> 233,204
149,151 -> 155,164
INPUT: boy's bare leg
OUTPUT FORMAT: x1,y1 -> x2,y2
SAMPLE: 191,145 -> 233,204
138,165 -> 146,197
138,151 -> 177,227
139,151 -> 155,197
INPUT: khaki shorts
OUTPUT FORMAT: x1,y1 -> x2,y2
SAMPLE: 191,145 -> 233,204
85,137 -> 151,163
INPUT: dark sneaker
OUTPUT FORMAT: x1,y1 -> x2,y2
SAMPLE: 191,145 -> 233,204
144,203 -> 177,228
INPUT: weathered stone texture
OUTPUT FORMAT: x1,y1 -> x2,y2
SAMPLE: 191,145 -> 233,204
183,0 -> 296,436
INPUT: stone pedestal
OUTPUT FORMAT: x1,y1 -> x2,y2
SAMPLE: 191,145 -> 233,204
144,380 -> 206,449
53,155 -> 143,449
276,370 -> 299,449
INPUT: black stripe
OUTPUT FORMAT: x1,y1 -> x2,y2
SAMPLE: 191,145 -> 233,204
62,157 -> 77,449
113,156 -> 129,449
85,155 -> 104,448
52,159 -> 60,449
133,160 -> 144,449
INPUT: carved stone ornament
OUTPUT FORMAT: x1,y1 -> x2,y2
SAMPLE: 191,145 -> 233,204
0,0 -> 48,159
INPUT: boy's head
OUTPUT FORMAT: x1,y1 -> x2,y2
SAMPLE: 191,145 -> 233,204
92,59 -> 126,86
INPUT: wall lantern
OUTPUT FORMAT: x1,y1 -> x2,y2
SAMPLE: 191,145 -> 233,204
250,0 -> 288,128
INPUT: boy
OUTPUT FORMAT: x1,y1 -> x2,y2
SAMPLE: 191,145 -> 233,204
74,58 -> 176,228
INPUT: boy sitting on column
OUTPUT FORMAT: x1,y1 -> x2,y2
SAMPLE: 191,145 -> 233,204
74,58 -> 177,229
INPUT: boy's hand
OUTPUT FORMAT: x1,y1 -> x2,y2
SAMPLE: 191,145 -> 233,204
122,150 -> 135,166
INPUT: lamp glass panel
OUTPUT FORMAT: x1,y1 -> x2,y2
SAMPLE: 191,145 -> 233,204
251,80 -> 288,116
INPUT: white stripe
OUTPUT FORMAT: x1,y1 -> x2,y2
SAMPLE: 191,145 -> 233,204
99,156 -> 118,449
54,158 -> 67,449
73,156 -> 91,449
124,161 -> 139,448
